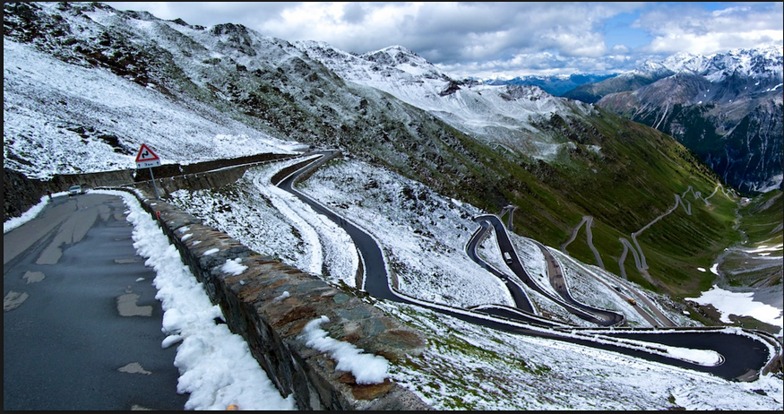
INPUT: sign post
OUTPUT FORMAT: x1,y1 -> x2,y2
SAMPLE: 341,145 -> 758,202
135,143 -> 162,199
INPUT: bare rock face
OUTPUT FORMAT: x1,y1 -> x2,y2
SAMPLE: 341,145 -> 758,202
4,168 -> 45,220
579,47 -> 784,195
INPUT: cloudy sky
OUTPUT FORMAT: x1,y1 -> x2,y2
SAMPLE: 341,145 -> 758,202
108,2 -> 783,78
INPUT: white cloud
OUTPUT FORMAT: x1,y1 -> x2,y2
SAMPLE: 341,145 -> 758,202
637,2 -> 783,55
107,2 -> 781,77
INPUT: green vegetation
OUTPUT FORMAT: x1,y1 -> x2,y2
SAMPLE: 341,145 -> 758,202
388,108 -> 742,297
383,303 -> 558,410
738,190 -> 783,245
716,190 -> 783,289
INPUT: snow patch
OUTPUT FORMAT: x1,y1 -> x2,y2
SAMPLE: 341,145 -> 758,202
221,258 -> 247,276
301,316 -> 389,384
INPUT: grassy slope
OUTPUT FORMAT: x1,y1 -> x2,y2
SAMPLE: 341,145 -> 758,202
739,190 -> 783,244
421,109 -> 741,297
720,190 -> 783,288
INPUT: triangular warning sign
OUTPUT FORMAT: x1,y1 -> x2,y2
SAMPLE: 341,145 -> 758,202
135,143 -> 160,163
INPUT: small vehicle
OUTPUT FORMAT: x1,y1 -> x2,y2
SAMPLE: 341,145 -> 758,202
503,252 -> 513,264
625,297 -> 637,306
68,184 -> 85,196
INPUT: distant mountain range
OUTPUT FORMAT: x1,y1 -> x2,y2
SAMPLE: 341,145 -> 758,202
482,73 -> 618,96
3,1 -> 779,298
561,46 -> 783,194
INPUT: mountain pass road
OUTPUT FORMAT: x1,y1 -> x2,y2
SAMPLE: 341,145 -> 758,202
3,193 -> 187,410
273,152 -> 781,382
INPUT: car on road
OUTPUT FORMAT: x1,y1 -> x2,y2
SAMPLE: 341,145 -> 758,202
68,184 -> 86,196
503,252 -> 513,264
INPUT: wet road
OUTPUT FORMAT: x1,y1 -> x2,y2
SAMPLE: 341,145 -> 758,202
3,193 -> 188,410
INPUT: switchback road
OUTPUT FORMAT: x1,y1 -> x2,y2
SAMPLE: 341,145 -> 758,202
273,151 -> 782,382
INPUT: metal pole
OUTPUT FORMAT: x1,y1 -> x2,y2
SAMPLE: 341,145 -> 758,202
149,167 -> 161,199
508,206 -> 516,231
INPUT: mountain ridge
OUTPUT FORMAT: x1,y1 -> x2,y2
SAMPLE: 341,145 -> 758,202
3,1 -> 775,301
560,45 -> 783,194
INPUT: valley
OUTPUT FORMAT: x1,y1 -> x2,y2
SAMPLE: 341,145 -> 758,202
161,149 -> 781,408
3,2 -> 782,409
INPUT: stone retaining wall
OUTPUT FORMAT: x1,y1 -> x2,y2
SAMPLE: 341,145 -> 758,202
126,188 -> 431,410
3,153 -> 295,222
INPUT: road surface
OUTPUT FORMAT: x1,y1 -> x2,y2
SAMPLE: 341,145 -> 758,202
273,152 -> 781,382
3,193 -> 187,410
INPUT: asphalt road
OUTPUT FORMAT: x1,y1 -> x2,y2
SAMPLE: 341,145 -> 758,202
475,214 -> 620,326
3,193 -> 188,410
465,219 -> 535,313
274,152 -> 780,382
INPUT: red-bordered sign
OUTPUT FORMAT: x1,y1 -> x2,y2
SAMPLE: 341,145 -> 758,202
135,143 -> 161,168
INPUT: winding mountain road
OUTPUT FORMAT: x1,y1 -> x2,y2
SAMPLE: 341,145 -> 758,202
465,219 -> 535,313
472,214 -> 624,326
271,150 -> 782,382
561,215 -> 605,269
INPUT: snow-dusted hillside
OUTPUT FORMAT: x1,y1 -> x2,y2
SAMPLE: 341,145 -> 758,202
3,39 -> 302,179
164,154 -> 782,410
4,1 -> 595,181
166,154 -> 699,329
297,40 -> 597,161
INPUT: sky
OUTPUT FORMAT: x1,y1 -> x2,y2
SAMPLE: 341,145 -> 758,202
107,1 -> 784,78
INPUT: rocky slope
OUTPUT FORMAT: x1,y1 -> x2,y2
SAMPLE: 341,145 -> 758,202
566,47 -> 783,194
2,2 -> 763,298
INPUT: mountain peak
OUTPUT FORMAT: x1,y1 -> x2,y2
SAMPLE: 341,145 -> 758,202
377,44 -> 419,55
360,44 -> 428,67
636,45 -> 783,82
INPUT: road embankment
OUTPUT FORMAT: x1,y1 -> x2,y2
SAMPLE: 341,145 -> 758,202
118,187 -> 430,410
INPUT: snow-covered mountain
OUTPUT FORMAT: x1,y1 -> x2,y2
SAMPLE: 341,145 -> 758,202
657,45 -> 783,83
3,2 -> 783,410
565,45 -> 783,194
3,2 -> 779,330
483,73 -> 618,96
3,1 -> 595,183
296,40 -> 596,162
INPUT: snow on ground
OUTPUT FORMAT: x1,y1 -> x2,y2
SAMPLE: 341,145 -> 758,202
3,39 -> 301,179
167,156 -> 359,287
163,154 -> 784,409
687,285 -> 783,338
3,192 -> 65,234
377,299 -> 784,411
5,166 -> 784,410
475,226 -> 593,325
95,189 -> 296,411
298,157 -> 514,308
